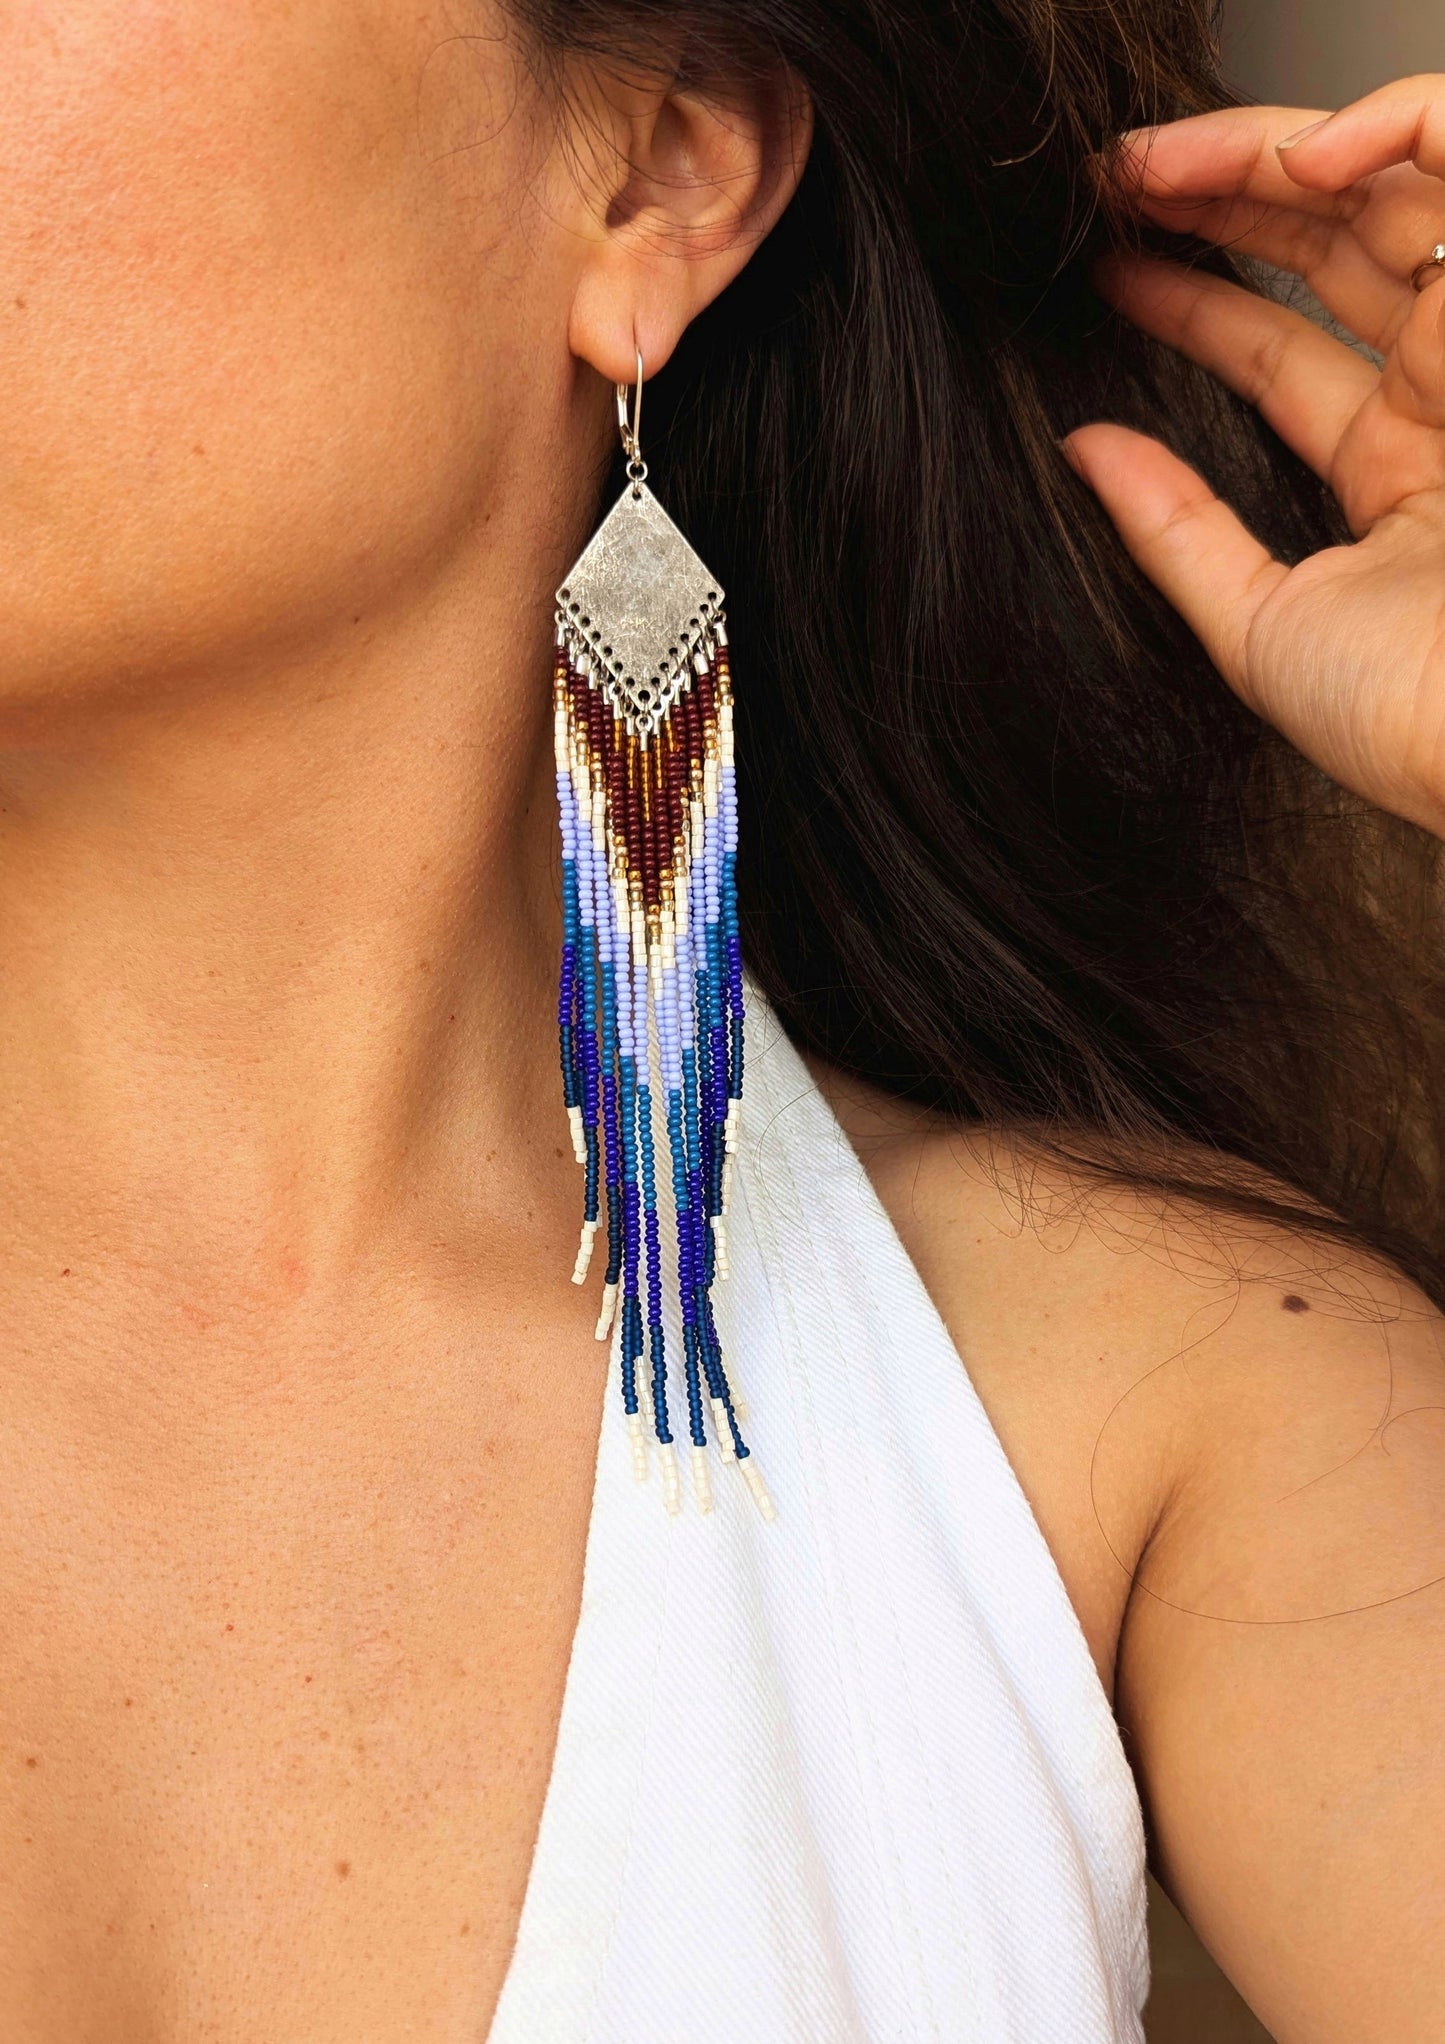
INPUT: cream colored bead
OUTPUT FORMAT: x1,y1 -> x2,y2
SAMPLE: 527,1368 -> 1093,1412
741,1459 -> 777,1523
571,1219 -> 598,1285
567,1106 -> 586,1166
690,1445 -> 714,1515
710,1396 -> 737,1462
595,1281 -> 619,1342
711,1213 -> 730,1279
658,1443 -> 683,1516
627,1412 -> 649,1485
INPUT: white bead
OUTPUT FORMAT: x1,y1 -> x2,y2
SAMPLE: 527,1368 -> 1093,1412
572,1219 -> 597,1285
595,1281 -> 619,1342
741,1459 -> 777,1523
691,1445 -> 714,1515
710,1396 -> 736,1462
658,1443 -> 683,1516
627,1412 -> 649,1484
711,1214 -> 730,1279
567,1106 -> 586,1166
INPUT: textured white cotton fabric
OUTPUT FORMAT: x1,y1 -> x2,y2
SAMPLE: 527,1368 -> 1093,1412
488,993 -> 1149,2044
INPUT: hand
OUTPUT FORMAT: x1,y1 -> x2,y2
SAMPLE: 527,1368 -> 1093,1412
1066,78 -> 1445,837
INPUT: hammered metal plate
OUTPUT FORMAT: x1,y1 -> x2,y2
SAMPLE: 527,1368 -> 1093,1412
557,482 -> 724,736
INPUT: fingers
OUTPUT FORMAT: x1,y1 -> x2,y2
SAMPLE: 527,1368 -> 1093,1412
1114,87 -> 1445,209
1386,267 -> 1445,431
1062,424 -> 1286,699
1108,96 -> 1445,346
1099,257 -> 1379,480
1106,258 -> 1445,534
1114,106 -> 1343,217
1167,215 -> 1407,355
1272,74 -> 1445,189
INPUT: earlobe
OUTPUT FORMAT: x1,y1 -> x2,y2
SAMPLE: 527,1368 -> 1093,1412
567,249 -> 685,390
565,63 -> 811,387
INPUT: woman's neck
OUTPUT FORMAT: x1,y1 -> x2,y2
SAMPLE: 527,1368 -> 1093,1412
0,531 -> 572,1314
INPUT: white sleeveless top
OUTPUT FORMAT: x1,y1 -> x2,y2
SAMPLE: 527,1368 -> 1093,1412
489,995 -> 1149,2043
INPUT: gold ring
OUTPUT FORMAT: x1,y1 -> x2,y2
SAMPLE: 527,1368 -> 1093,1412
1410,242 -> 1445,291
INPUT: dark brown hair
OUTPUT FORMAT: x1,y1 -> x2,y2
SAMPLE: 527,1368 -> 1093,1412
513,0 -> 1445,1298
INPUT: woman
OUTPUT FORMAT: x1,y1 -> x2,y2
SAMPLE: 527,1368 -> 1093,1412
0,0 -> 1440,2037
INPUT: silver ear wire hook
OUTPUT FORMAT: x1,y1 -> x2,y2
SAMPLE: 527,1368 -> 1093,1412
615,347 -> 647,493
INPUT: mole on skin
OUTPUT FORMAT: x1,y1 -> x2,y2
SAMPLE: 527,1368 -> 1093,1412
1281,1294 -> 1310,1313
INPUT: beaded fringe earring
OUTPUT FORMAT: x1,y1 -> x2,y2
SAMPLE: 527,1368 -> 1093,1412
553,352 -> 774,1523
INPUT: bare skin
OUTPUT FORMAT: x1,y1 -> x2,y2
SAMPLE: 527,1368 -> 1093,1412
0,4 -> 808,2034
0,7 -> 1439,2039
814,1074 -> 1445,2044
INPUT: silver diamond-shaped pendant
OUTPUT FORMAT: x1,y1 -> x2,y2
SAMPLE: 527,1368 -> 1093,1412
556,482 -> 724,740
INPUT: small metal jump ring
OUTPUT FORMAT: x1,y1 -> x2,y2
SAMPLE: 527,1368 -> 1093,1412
1410,242 -> 1445,292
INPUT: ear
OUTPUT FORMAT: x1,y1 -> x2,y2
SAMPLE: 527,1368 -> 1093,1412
562,52 -> 813,386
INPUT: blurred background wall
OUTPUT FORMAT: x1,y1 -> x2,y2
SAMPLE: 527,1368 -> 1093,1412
1223,0 -> 1443,108
1140,6 -> 1442,2040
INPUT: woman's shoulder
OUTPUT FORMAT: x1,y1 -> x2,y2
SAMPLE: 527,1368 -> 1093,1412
809,1065 -> 1445,2033
805,1055 -> 1445,1696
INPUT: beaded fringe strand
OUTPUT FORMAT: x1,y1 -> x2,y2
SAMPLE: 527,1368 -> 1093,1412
554,613 -> 774,1521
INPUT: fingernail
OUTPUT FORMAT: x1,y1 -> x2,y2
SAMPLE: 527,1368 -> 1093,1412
1276,115 -> 1331,151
